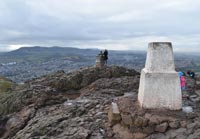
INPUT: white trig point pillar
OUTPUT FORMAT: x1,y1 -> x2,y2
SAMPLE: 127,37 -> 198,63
138,42 -> 182,110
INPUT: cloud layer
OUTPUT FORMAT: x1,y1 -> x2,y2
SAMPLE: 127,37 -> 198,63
0,0 -> 200,51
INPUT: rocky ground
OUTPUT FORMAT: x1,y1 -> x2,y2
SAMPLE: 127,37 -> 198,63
0,66 -> 200,139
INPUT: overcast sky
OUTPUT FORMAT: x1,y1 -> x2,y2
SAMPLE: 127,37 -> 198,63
0,0 -> 200,52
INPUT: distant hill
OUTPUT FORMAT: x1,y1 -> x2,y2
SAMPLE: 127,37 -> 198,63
0,46 -> 99,63
5,46 -> 99,56
0,46 -> 101,82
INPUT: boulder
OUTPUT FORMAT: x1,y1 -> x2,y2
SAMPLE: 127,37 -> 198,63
155,122 -> 168,133
121,114 -> 132,126
169,120 -> 180,129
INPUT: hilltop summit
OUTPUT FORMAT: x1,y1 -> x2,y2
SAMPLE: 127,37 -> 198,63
0,66 -> 200,139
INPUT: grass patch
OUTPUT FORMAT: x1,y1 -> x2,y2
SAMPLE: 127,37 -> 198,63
0,77 -> 13,94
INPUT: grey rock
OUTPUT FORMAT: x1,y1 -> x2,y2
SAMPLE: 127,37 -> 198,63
182,106 -> 193,113
155,122 -> 168,133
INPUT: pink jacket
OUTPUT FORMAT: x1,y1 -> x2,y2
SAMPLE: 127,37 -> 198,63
180,76 -> 186,87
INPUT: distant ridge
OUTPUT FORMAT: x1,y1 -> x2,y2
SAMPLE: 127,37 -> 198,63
5,46 -> 99,56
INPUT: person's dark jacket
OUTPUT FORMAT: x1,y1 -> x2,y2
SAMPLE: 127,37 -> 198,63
103,50 -> 108,60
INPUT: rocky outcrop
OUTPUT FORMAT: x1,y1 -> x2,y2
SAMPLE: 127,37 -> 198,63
0,66 -> 200,139
0,66 -> 138,116
0,66 -> 139,138
27,66 -> 139,91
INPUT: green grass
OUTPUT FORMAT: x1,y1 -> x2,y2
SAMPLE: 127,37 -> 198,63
0,77 -> 13,94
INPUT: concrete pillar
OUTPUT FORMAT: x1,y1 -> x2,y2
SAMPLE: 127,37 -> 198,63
138,42 -> 182,110
96,54 -> 105,68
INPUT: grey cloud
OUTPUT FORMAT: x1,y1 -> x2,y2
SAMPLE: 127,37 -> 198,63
0,0 -> 200,51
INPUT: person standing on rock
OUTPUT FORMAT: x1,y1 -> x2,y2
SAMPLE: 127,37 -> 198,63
103,49 -> 108,64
